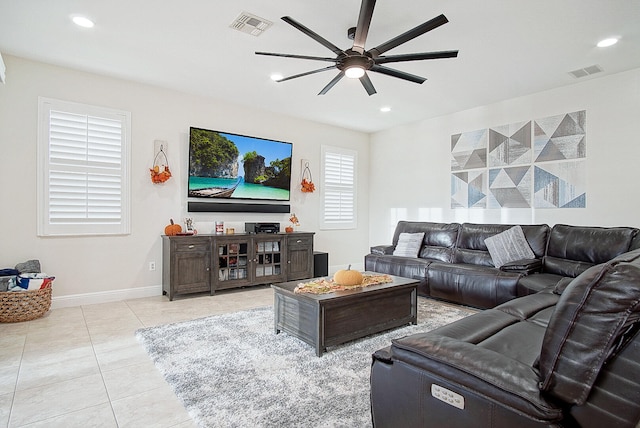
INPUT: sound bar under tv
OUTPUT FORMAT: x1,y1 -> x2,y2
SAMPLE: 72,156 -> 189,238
188,202 -> 290,213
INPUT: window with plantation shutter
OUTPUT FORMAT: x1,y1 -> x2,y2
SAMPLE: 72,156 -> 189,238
320,145 -> 357,230
37,98 -> 131,236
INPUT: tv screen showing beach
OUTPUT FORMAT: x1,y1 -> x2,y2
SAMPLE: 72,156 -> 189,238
188,127 -> 292,201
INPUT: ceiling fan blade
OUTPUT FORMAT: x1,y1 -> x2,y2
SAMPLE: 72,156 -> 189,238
318,72 -> 345,95
277,65 -> 338,83
374,50 -> 459,64
352,0 -> 376,54
281,16 -> 344,56
369,14 -> 449,57
359,73 -> 377,96
370,65 -> 426,84
255,51 -> 338,63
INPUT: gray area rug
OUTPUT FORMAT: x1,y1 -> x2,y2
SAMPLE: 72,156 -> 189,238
136,298 -> 476,428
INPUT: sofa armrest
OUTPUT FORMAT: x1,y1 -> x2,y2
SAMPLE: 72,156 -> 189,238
370,245 -> 394,255
500,258 -> 542,275
389,334 -> 563,421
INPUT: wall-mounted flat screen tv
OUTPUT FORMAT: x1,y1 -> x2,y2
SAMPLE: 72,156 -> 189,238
188,127 -> 292,201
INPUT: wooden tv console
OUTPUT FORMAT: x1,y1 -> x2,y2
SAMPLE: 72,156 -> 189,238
162,232 -> 314,300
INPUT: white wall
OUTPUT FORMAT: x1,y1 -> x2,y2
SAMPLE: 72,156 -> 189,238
0,55 -> 370,306
369,68 -> 640,247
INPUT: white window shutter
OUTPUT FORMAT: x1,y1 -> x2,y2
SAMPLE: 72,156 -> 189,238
320,146 -> 357,230
38,98 -> 131,236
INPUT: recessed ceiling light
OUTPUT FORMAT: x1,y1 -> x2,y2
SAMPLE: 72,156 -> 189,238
380,107 -> 391,113
597,37 -> 618,48
270,73 -> 283,82
72,15 -> 95,28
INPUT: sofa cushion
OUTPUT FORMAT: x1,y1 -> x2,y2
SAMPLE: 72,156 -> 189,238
543,224 -> 638,276
392,232 -> 424,257
454,223 -> 548,267
538,249 -> 640,405
485,226 -> 535,268
392,221 -> 460,262
428,262 -> 520,308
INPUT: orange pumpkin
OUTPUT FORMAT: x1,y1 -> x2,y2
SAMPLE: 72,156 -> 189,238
333,265 -> 363,286
164,219 -> 182,236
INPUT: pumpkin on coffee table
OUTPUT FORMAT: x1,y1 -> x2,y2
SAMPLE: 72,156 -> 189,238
333,265 -> 363,286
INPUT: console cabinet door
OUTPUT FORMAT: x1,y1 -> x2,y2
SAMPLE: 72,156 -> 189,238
253,235 -> 287,284
162,236 -> 211,301
287,233 -> 314,280
212,236 -> 252,291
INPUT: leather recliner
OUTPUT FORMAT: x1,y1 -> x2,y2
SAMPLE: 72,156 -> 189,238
370,249 -> 640,427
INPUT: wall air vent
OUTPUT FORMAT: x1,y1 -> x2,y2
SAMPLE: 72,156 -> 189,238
569,64 -> 603,79
230,12 -> 273,36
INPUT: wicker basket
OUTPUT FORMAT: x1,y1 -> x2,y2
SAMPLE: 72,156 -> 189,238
0,287 -> 52,323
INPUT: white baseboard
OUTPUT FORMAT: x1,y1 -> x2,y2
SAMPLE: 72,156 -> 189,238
51,285 -> 163,309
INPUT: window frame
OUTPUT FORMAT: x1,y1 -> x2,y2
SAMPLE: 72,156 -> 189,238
320,145 -> 357,230
37,97 -> 131,236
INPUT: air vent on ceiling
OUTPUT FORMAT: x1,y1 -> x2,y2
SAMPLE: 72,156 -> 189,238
230,12 -> 273,36
569,64 -> 604,79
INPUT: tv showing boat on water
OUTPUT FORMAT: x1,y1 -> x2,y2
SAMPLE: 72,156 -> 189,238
188,127 -> 292,201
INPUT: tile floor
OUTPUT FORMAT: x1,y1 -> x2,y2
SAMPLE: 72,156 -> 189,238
0,285 -> 275,427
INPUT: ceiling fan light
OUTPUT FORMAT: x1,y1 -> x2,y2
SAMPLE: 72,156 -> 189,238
345,66 -> 365,79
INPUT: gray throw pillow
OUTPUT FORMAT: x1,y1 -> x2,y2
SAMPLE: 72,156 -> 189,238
393,233 -> 425,258
484,226 -> 535,268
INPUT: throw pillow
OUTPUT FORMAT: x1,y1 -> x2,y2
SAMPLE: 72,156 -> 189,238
393,233 -> 425,258
484,226 -> 535,268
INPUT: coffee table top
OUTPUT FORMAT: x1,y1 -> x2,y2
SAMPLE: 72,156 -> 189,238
271,273 -> 419,302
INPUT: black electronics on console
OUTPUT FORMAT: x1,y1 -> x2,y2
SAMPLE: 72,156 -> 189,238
245,222 -> 280,234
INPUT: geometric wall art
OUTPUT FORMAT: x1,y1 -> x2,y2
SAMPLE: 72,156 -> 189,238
451,170 -> 487,209
534,161 -> 587,208
451,110 -> 586,209
488,166 -> 532,208
488,121 -> 532,167
451,129 -> 487,171
534,110 -> 586,162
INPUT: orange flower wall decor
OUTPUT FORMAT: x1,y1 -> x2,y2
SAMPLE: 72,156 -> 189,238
301,162 -> 315,193
150,144 -> 172,184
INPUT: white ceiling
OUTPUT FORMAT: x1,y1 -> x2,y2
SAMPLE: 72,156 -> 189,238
1,0 -> 639,133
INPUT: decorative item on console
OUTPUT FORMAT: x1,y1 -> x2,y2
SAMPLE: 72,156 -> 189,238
286,213 -> 300,233
164,219 -> 182,236
150,141 -> 172,184
184,218 -> 197,235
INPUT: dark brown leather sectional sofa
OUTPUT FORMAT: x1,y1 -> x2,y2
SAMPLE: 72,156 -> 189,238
367,222 -> 640,427
365,221 -> 640,308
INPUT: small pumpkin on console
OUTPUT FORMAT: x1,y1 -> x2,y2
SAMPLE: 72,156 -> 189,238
164,219 -> 182,236
333,265 -> 363,286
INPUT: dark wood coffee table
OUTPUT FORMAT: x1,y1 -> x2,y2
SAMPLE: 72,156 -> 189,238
272,274 -> 418,356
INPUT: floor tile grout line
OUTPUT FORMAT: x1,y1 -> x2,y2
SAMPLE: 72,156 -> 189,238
83,302 -> 129,428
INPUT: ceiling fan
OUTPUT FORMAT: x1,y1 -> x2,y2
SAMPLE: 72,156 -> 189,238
255,0 -> 459,96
